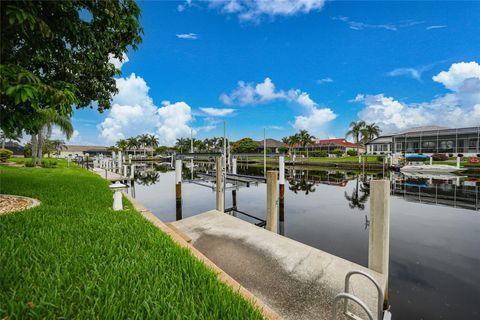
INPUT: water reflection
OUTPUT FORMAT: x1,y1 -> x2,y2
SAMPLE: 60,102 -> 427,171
344,176 -> 370,210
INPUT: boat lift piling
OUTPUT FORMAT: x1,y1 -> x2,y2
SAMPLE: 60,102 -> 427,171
279,156 -> 285,235
266,171 -> 278,233
216,157 -> 225,213
175,160 -> 183,220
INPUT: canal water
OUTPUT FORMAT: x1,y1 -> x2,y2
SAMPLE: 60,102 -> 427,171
128,162 -> 480,320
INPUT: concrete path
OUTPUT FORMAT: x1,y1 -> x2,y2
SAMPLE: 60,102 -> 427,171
172,210 -> 387,320
91,168 -> 130,182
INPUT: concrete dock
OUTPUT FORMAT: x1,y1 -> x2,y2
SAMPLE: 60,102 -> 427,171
91,168 -> 130,182
172,210 -> 387,320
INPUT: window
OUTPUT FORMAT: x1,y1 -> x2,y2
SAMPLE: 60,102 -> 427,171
440,140 -> 454,150
422,141 -> 435,148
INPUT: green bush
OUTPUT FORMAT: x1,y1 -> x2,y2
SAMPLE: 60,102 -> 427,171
278,146 -> 289,154
347,149 -> 358,156
332,148 -> 344,157
25,160 -> 35,167
377,156 -> 384,162
41,159 -> 55,168
309,151 -> 327,157
0,148 -> 13,162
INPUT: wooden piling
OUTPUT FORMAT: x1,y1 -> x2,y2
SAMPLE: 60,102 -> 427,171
278,156 -> 285,225
216,157 -> 225,213
175,159 -> 183,221
266,170 -> 278,233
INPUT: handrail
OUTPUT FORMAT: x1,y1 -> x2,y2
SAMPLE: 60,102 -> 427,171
344,270 -> 384,320
332,293 -> 374,320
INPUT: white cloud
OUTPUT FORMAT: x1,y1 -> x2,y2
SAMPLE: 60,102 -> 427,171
220,77 -> 316,108
387,68 -> 423,81
316,77 -> 333,84
426,25 -> 447,30
356,61 -> 480,132
50,127 -> 80,142
108,53 -> 129,70
177,0 -> 192,12
293,107 -> 337,137
200,108 -> 236,116
209,0 -> 326,22
176,33 -> 198,40
332,16 -> 423,31
98,73 -> 194,146
432,61 -> 480,91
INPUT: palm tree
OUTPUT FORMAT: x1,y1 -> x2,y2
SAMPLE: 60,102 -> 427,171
346,120 -> 366,156
116,139 -> 128,159
127,137 -> 140,158
50,139 -> 66,156
297,130 -> 315,159
31,110 -> 74,165
0,130 -> 22,149
361,123 -> 382,144
148,134 -> 159,158
138,134 -> 150,157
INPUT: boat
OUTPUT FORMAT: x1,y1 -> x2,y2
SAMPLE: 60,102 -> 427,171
405,154 -> 429,162
400,164 -> 466,174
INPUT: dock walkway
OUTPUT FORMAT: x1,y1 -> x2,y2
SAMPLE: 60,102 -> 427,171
172,210 -> 387,320
91,168 -> 130,182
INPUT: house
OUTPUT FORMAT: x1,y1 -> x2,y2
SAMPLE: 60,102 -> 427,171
3,141 -> 24,156
253,139 -> 287,153
307,138 -> 364,155
59,145 -> 108,158
365,126 -> 480,156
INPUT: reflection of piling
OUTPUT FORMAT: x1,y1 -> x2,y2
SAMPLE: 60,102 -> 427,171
216,157 -> 225,212
278,156 -> 285,235
175,159 -> 182,221
266,170 -> 278,233
232,189 -> 237,217
368,180 -> 391,307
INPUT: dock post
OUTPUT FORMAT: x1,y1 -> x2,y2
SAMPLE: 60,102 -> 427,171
368,180 -> 391,303
266,170 -> 279,233
279,156 -> 285,235
430,156 -> 433,165
456,156 -> 460,169
232,158 -> 237,174
175,159 -> 183,220
216,157 -> 225,213
130,164 -> 135,180
123,165 -> 127,177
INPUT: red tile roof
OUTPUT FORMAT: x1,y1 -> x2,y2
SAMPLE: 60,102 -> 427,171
311,139 -> 361,148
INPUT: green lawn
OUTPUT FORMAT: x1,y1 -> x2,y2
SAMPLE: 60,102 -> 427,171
0,162 -> 263,319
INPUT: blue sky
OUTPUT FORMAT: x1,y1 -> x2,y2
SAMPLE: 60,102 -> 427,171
69,0 -> 480,146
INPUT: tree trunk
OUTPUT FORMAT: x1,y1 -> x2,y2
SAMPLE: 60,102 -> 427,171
1,140 -> 4,149
37,128 -> 44,166
31,134 -> 38,164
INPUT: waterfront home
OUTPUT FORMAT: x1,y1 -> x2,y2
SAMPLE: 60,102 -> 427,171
59,145 -> 108,158
365,126 -> 480,156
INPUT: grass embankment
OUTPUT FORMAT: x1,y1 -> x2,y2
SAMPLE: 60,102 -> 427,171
0,162 -> 263,319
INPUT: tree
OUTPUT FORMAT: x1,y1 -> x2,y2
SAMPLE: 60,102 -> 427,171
346,121 -> 366,156
30,109 -> 73,165
361,123 -> 382,144
50,139 -> 66,156
138,134 -> 150,157
297,130 -> 315,159
127,137 -> 139,158
1,1 -> 142,134
116,139 -> 128,159
0,129 -> 21,149
232,138 -> 258,153
148,134 -> 159,158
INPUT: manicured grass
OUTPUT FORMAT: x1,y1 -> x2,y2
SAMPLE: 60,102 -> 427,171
0,163 -> 263,319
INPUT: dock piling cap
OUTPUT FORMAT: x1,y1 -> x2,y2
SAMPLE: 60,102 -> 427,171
109,181 -> 128,190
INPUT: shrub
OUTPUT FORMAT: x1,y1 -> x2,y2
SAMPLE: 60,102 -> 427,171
309,151 -> 327,157
25,160 -> 35,167
332,148 -> 344,157
432,153 -> 448,161
41,159 -> 55,168
377,156 -> 384,162
0,148 -> 13,162
458,154 -> 464,158
278,146 -> 289,154
477,154 -> 480,157
448,153 -> 454,157
347,149 -> 358,156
